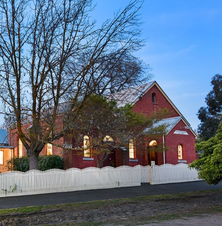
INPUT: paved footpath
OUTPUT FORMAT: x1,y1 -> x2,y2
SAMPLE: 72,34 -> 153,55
0,181 -> 221,209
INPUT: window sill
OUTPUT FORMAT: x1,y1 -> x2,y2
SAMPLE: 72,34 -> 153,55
178,160 -> 187,163
129,159 -> 138,162
83,157 -> 94,161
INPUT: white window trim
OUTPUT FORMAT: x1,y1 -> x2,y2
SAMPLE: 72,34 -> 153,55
83,157 -> 94,161
0,150 -> 3,165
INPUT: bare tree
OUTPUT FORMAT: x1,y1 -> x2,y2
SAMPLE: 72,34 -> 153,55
0,0 -> 146,169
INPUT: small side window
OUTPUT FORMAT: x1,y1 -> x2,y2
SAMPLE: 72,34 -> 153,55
152,93 -> 157,103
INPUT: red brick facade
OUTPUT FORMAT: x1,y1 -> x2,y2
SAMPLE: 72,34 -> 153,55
8,81 -> 196,169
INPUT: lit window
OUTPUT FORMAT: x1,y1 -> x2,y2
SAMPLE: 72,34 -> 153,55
19,138 -> 23,158
103,135 -> 113,142
149,140 -> 157,147
47,143 -> 53,155
178,144 -> 183,160
152,93 -> 156,103
84,135 -> 91,157
0,151 -> 3,165
129,139 -> 135,159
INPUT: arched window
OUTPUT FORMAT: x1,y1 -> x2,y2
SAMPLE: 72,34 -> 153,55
148,140 -> 157,165
84,135 -> 91,158
152,93 -> 157,103
178,144 -> 183,160
149,140 -> 157,147
129,139 -> 136,159
103,135 -> 113,142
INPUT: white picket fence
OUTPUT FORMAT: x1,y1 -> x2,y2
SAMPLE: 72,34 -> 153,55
0,164 -> 200,197
150,163 -> 200,185
0,166 -> 141,197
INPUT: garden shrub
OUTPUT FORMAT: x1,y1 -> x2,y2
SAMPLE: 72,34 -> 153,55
38,155 -> 63,171
6,155 -> 63,172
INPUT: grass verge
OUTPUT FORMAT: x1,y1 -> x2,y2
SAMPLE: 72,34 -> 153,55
0,189 -> 221,226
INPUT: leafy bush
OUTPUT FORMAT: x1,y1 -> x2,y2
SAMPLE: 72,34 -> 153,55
6,156 -> 29,172
6,155 -> 63,172
189,123 -> 222,185
38,155 -> 63,171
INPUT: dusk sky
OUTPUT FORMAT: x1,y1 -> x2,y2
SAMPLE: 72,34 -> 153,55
94,0 -> 222,130
0,0 -> 221,131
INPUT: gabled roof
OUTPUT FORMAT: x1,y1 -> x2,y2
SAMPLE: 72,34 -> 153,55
143,116 -> 196,137
143,116 -> 181,135
108,81 -> 196,136
108,81 -> 155,108
109,81 -> 190,126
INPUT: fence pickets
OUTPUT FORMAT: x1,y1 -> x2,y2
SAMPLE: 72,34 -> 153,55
0,164 -> 200,197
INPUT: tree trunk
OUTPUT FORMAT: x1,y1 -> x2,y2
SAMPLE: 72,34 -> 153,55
97,155 -> 102,168
97,152 -> 108,168
29,152 -> 39,170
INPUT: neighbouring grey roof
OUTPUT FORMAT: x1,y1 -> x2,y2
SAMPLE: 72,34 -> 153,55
143,116 -> 182,135
0,129 -> 8,144
107,81 -> 155,107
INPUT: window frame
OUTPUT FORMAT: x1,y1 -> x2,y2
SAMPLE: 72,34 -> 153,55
83,135 -> 91,158
129,139 -> 136,159
46,143 -> 53,155
152,93 -> 157,103
178,144 -> 183,160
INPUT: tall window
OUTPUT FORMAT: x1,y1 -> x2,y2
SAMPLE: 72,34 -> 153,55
46,143 -> 53,155
84,135 -> 91,158
178,144 -> 183,160
148,140 -> 157,164
129,139 -> 136,159
19,138 -> 23,158
0,151 -> 3,165
152,93 -> 157,103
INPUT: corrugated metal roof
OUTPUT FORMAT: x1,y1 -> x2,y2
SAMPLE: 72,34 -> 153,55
0,129 -> 8,144
143,116 -> 182,135
107,81 -> 155,107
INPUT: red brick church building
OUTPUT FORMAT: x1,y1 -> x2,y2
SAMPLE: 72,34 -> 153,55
63,81 -> 197,168
8,81 -> 197,169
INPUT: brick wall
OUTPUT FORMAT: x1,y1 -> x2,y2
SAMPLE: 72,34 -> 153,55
165,120 -> 196,164
132,85 -> 180,118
